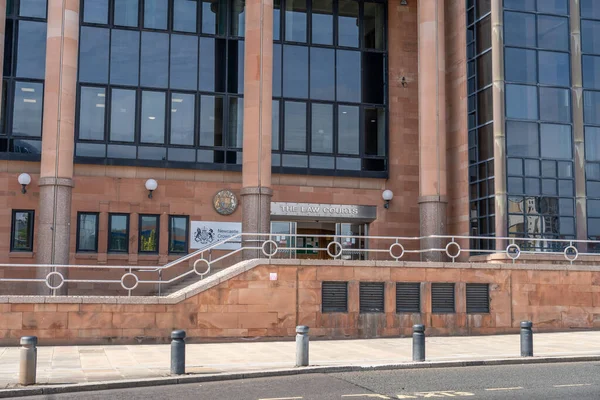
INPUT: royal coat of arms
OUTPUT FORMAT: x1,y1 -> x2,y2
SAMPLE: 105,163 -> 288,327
213,190 -> 238,215
194,226 -> 215,245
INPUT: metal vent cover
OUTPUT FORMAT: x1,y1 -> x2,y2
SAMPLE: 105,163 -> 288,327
431,283 -> 455,313
396,282 -> 421,313
360,282 -> 385,313
466,283 -> 490,313
322,281 -> 348,313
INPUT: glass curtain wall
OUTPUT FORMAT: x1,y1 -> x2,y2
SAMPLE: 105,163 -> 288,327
75,0 -> 245,168
467,0 -> 494,250
504,0 -> 575,250
581,0 -> 600,248
0,0 -> 48,158
272,0 -> 387,177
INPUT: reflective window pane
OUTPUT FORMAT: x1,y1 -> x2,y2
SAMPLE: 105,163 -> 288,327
477,87 -> 493,124
539,87 -> 570,123
504,12 -> 535,48
504,0 -> 535,11
537,16 -> 569,51
200,38 -> 226,92
78,214 -> 98,252
109,214 -> 129,252
272,99 -> 279,150
11,211 -> 33,251
13,82 -> 43,137
506,121 -> 539,158
284,101 -> 306,151
310,47 -> 334,101
285,0 -> 307,42
200,95 -> 224,146
16,21 -> 46,79
476,51 -> 493,88
110,30 -> 140,85
364,108 -> 385,156
83,0 -> 109,24
336,50 -> 361,102
170,34 -> 198,90
538,51 -> 570,87
110,89 -> 136,142
283,45 -> 308,98
273,44 -> 282,97
230,0 -> 245,36
114,0 -> 139,27
311,103 -> 332,153
79,87 -> 106,141
364,2 -> 384,50
338,0 -> 358,48
141,91 -> 166,144
19,0 -> 46,18
363,52 -> 384,104
312,0 -> 333,45
274,0 -> 281,40
144,0 -> 168,29
581,0 -> 600,20
582,20 -> 600,54
169,216 -> 188,253
505,48 -> 536,84
586,127 -> 600,162
541,124 -> 571,159
537,0 -> 568,15
202,0 -> 227,35
173,0 -> 197,32
170,93 -> 195,146
228,97 -> 243,147
79,27 -> 109,84
140,32 -> 169,88
338,105 -> 359,155
506,84 -> 538,120
139,215 -> 159,253
584,91 -> 600,125
476,16 -> 491,53
583,56 -> 600,90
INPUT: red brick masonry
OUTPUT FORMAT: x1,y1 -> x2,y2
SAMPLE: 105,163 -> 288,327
0,260 -> 598,345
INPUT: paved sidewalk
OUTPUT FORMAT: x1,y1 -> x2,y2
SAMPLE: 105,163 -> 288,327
1,331 -> 600,389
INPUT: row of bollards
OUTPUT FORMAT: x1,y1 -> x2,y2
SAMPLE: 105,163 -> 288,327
16,322 -> 536,385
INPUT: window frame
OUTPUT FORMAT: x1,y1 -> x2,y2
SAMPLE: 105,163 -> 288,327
76,211 -> 100,253
108,212 -> 130,253
168,214 -> 189,254
10,209 -> 35,252
138,213 -> 160,254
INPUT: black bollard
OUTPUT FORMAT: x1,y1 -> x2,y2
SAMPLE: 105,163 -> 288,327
171,330 -> 186,375
520,321 -> 533,357
412,324 -> 425,362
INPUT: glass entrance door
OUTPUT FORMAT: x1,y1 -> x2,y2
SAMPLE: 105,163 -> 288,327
270,221 -> 296,258
336,223 -> 368,260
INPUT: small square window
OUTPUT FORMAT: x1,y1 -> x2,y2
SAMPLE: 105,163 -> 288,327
77,212 -> 99,252
11,210 -> 34,252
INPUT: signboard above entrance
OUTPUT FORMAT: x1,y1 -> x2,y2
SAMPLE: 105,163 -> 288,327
270,202 -> 377,222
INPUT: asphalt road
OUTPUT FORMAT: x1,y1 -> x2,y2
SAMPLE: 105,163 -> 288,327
19,362 -> 600,400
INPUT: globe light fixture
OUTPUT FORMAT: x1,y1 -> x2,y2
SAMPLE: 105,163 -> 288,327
18,173 -> 31,194
145,179 -> 158,199
382,189 -> 394,209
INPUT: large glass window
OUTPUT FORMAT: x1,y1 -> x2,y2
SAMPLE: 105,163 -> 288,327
108,214 -> 129,253
1,2 -> 47,158
139,215 -> 159,253
76,0 -> 245,169
169,215 -> 189,254
10,210 -> 34,252
77,212 -> 99,252
273,0 -> 387,176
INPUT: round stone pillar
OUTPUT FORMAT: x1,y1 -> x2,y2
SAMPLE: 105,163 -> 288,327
37,0 -> 80,292
241,0 -> 274,258
418,0 -> 447,261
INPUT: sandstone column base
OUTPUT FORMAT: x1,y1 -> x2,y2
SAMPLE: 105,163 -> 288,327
241,187 -> 273,260
418,195 -> 448,262
36,177 -> 73,295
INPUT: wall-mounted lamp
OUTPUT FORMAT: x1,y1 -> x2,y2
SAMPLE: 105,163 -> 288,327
18,173 -> 31,194
145,179 -> 158,199
382,189 -> 394,209
401,77 -> 408,87
400,0 -> 408,5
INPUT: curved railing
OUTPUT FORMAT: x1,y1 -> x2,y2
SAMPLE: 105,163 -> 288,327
1,233 -> 598,296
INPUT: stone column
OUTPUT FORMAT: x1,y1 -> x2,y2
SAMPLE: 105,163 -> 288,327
570,0 -> 587,251
241,0 -> 273,257
37,0 -> 79,292
418,0 -> 447,261
491,0 -> 507,251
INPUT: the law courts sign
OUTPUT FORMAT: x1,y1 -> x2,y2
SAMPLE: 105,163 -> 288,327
270,202 -> 377,222
190,221 -> 242,250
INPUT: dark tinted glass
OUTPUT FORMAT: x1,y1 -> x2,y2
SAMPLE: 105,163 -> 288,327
272,99 -> 279,150
581,0 -> 600,19
273,44 -> 282,97
144,0 -> 168,29
202,0 -> 227,35
504,0 -> 535,11
537,0 -> 568,15
310,47 -> 334,101
584,91 -> 600,125
284,101 -> 306,151
338,0 -> 358,47
336,50 -> 361,102
228,97 -> 243,147
227,40 -> 244,94
170,34 -> 198,90
79,87 -> 106,141
338,105 -> 359,155
312,0 -> 333,45
16,21 -> 46,79
274,0 -> 281,40
13,82 -> 43,137
311,103 -> 332,153
109,215 -> 128,252
582,20 -> 600,54
539,87 -> 570,123
364,108 -> 385,156
504,12 -> 535,47
505,48 -> 536,84
114,0 -> 139,27
583,56 -> 600,90
199,38 -> 225,92
200,95 -> 224,146
140,32 -> 169,88
170,93 -> 195,146
506,121 -> 539,157
363,52 -> 384,104
141,91 -> 166,144
537,16 -> 569,51
169,216 -> 188,253
79,27 -> 110,84
110,88 -> 136,142
506,84 -> 538,120
83,0 -> 109,24
283,45 -> 308,98
476,16 -> 491,53
110,30 -> 140,85
78,214 -> 98,252
541,124 -> 571,159
19,0 -> 46,18
285,0 -> 307,42
173,0 -> 197,32
586,127 -> 600,161
538,51 -> 570,86
364,2 -> 384,50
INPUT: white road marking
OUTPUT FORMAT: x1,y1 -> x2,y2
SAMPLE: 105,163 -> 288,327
484,387 -> 523,391
258,397 -> 303,400
342,395 -> 391,399
554,384 -> 592,388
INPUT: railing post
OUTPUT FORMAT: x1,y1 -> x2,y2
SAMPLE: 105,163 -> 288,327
520,321 -> 533,357
171,330 -> 186,375
295,325 -> 309,367
412,324 -> 425,362
19,336 -> 37,386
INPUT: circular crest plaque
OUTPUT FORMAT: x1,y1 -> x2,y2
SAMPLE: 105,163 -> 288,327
213,190 -> 238,215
